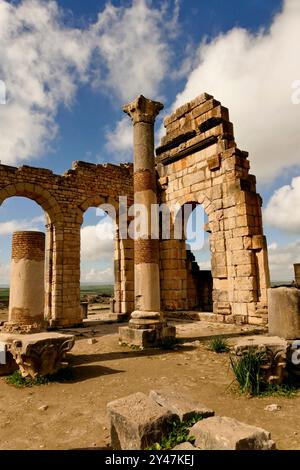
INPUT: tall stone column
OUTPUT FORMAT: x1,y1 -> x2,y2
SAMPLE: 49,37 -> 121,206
4,231 -> 46,333
119,95 -> 175,348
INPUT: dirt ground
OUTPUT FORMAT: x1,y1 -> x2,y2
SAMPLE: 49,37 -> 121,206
0,318 -> 299,450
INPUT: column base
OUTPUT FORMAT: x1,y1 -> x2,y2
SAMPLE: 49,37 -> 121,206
2,321 -> 45,335
119,321 -> 176,350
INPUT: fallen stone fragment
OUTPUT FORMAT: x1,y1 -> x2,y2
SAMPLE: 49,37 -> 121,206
38,405 -> 49,412
264,404 -> 281,412
189,416 -> 276,450
149,389 -> 214,421
87,338 -> 97,345
107,392 -> 178,450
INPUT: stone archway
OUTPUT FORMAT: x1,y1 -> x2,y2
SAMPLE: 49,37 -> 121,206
156,92 -> 270,325
0,185 -> 63,325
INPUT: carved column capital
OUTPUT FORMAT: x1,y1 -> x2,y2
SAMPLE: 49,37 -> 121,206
123,95 -> 164,124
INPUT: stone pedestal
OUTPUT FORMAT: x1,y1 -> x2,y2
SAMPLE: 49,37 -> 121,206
3,231 -> 46,334
268,287 -> 300,339
119,95 -> 176,348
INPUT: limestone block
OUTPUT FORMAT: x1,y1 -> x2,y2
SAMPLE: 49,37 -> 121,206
149,390 -> 214,422
189,416 -> 276,450
107,392 -> 178,450
268,287 -> 300,339
226,237 -> 244,251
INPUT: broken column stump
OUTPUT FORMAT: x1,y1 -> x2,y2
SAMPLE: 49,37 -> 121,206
268,287 -> 300,339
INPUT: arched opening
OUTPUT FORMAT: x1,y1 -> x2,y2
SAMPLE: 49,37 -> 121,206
80,206 -> 115,320
0,197 -> 46,323
185,203 -> 213,312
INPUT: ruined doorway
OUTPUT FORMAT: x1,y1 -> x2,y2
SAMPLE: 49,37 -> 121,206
0,197 -> 47,323
80,207 -> 115,319
184,203 -> 213,312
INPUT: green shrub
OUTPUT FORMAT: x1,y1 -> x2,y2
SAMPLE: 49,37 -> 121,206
148,413 -> 203,450
209,337 -> 230,353
230,348 -> 265,395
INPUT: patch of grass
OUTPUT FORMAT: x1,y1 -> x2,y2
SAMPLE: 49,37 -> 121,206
0,287 -> 9,302
148,413 -> 203,450
230,349 -> 300,397
230,348 -> 265,396
6,367 -> 75,388
259,383 -> 298,398
209,336 -> 230,353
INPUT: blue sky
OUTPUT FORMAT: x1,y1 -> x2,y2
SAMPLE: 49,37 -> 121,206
0,0 -> 299,284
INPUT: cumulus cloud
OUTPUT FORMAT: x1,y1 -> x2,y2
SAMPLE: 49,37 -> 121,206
81,266 -> 114,284
81,221 -> 114,262
0,0 -> 92,166
264,176 -> 300,232
104,117 -> 132,161
0,215 -> 45,235
91,0 -> 177,102
268,240 -> 300,281
0,0 -> 177,166
170,0 -> 300,181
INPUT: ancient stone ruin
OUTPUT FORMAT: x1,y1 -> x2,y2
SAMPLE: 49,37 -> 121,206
0,92 -> 299,375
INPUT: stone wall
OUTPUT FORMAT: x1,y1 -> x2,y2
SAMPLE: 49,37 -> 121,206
0,92 -> 271,326
156,93 -> 270,325
0,161 -> 134,326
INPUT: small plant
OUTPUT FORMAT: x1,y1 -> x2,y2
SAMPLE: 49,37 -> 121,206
148,413 -> 203,450
6,371 -> 50,388
230,348 -> 266,396
209,336 -> 230,353
6,367 -> 75,388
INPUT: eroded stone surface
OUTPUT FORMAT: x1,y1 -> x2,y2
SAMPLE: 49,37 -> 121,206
107,392 -> 178,450
173,442 -> 198,450
149,389 -> 214,421
189,416 -> 276,450
0,332 -> 75,378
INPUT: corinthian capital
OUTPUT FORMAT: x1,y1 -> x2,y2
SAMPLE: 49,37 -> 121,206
123,95 -> 164,124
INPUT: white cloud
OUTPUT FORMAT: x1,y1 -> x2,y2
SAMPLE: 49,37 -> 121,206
264,176 -> 300,232
0,0 -> 92,166
0,215 -> 45,235
81,221 -> 114,262
81,266 -> 114,284
268,240 -> 300,281
0,0 -> 177,166
104,117 -> 132,161
170,0 -> 300,182
91,0 -> 177,102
